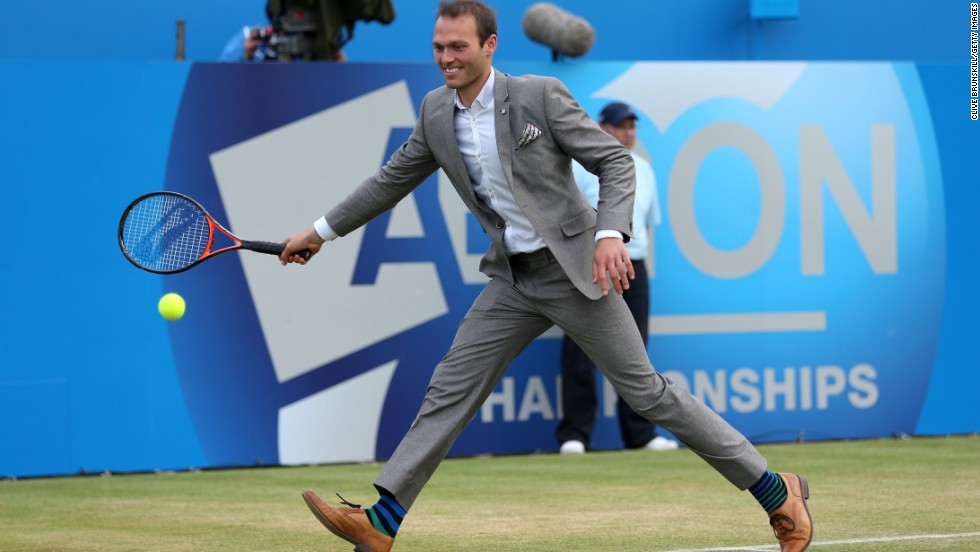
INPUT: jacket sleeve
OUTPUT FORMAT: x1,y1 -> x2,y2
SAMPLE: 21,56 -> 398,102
542,78 -> 636,241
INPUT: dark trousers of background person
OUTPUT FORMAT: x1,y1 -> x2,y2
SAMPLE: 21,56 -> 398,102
556,260 -> 657,449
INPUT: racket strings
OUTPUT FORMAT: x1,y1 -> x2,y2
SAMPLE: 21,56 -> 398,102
122,195 -> 211,272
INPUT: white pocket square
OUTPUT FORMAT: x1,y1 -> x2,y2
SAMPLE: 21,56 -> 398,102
517,123 -> 542,149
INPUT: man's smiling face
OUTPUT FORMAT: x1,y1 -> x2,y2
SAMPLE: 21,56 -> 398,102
432,13 -> 496,106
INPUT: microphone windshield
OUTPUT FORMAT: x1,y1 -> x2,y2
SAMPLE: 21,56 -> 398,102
522,3 -> 595,59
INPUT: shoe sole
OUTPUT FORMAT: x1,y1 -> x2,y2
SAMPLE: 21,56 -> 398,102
302,491 -> 372,551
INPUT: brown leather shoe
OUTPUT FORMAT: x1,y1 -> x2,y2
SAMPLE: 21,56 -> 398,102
768,473 -> 812,552
302,490 -> 394,552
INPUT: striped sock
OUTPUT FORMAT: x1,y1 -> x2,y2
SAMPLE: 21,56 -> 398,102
749,470 -> 788,514
364,493 -> 406,538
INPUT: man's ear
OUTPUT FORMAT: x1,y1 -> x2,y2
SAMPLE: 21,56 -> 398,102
485,34 -> 497,56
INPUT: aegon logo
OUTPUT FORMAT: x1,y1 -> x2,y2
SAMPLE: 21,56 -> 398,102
167,62 -> 943,467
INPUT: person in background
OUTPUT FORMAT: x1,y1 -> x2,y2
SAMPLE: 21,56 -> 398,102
219,24 -> 275,61
219,24 -> 347,61
555,101 -> 679,455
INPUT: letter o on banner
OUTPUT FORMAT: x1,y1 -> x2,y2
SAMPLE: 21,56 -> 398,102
669,122 -> 785,279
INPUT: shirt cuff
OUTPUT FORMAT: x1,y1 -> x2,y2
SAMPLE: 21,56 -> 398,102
595,230 -> 624,242
313,216 -> 339,241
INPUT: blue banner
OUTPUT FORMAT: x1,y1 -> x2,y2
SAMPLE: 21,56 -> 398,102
0,60 -> 976,477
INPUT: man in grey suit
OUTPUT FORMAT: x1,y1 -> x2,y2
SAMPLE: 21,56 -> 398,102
279,1 -> 812,551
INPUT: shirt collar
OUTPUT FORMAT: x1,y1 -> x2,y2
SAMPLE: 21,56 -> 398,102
453,68 -> 495,110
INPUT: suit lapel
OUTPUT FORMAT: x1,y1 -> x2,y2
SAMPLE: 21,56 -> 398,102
493,70 -> 516,188
431,93 -> 478,204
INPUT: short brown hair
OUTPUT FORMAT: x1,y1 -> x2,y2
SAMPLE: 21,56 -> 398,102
437,0 -> 497,46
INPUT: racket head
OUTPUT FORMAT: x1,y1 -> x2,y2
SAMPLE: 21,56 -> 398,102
118,191 -> 216,274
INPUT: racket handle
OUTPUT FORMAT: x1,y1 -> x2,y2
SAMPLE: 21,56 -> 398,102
243,240 -> 311,261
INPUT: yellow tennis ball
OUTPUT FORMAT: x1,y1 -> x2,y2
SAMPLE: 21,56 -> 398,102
158,292 -> 186,321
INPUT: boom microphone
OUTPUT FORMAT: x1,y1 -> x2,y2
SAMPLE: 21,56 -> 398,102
522,3 -> 595,60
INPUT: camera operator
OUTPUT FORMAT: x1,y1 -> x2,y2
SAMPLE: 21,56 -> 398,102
220,0 -> 360,61
220,23 -> 347,62
220,0 -> 393,62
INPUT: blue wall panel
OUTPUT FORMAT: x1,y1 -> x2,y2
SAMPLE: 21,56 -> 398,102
10,1 -> 965,63
912,63 -> 980,435
0,62 -> 207,476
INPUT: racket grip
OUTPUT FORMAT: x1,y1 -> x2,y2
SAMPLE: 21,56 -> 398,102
243,240 -> 311,261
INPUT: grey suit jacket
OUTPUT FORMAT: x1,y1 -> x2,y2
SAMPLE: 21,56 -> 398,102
325,69 -> 636,300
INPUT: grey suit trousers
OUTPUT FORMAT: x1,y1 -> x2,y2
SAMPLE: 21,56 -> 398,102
375,250 -> 767,509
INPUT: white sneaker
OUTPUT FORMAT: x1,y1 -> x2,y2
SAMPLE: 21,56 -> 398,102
559,440 -> 586,455
643,436 -> 679,451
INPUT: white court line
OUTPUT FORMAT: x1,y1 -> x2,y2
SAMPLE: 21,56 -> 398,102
661,531 -> 980,552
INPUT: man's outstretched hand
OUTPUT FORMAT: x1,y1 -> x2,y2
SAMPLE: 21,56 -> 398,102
592,237 -> 634,295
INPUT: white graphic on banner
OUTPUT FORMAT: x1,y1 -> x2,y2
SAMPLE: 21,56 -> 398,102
594,62 -> 807,132
210,81 -> 448,383
278,360 -> 397,464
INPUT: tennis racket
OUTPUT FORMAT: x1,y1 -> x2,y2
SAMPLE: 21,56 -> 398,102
118,191 -> 309,274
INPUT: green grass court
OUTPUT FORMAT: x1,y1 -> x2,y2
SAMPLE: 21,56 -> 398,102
2,435 -> 978,551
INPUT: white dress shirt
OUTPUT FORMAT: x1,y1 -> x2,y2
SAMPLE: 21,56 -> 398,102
451,70 -> 545,254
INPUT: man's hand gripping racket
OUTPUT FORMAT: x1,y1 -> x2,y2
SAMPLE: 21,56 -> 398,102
278,225 -> 326,266
118,191 -> 312,274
